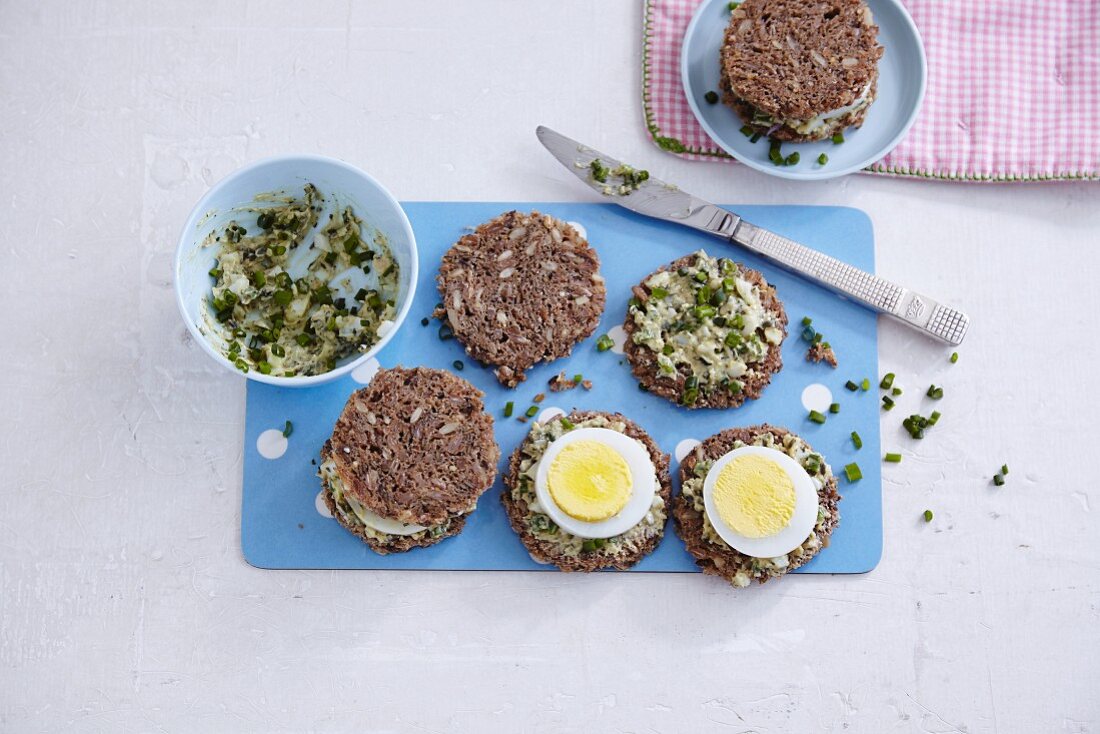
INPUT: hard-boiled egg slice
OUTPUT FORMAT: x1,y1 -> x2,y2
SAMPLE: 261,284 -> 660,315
702,445 -> 819,558
534,427 -> 657,539
344,494 -> 428,536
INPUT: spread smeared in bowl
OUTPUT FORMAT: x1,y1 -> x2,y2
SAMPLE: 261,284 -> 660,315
204,184 -> 399,377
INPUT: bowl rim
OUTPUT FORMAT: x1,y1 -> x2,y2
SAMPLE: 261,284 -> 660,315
172,153 -> 418,387
680,0 -> 927,181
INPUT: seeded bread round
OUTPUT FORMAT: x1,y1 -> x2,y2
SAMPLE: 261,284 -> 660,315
622,254 -> 787,410
502,411 -> 671,572
434,211 -> 606,388
320,366 -> 500,528
720,0 -> 883,142
673,424 -> 840,587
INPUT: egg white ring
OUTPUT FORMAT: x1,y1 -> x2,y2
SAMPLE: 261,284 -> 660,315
345,495 -> 428,536
702,445 -> 820,559
534,427 -> 658,539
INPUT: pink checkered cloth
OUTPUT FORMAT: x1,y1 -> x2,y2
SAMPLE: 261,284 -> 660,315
643,0 -> 1100,181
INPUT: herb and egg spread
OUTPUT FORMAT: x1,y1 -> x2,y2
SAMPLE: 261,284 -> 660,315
502,411 -> 671,571
205,184 -> 399,377
674,425 -> 840,588
623,250 -> 787,409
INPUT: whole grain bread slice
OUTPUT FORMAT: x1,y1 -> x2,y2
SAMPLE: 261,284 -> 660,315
320,366 -> 500,527
502,410 -> 671,571
622,254 -> 787,410
434,211 -> 606,388
673,425 -> 840,587
720,0 -> 883,121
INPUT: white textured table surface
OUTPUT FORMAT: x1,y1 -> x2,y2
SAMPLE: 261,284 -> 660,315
2,2 -> 1098,732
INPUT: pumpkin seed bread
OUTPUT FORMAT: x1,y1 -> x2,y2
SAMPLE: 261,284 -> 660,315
319,366 -> 499,553
434,211 -> 606,387
674,425 -> 840,587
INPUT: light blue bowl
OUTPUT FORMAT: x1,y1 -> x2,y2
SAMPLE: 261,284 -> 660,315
173,155 -> 418,387
682,0 -> 926,180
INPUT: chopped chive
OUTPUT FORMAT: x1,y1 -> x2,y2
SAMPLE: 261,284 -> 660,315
728,1 -> 740,10
829,402 -> 840,414
525,405 -> 539,418
832,132 -> 845,144
704,90 -> 719,105
438,324 -> 454,340
860,378 -> 870,391
851,431 -> 863,449
452,360 -> 464,370
257,361 -> 273,375
880,373 -> 895,389
926,385 -> 944,399
769,139 -> 783,165
950,351 -> 959,363
801,316 -> 813,326
595,334 -> 614,352
892,387 -> 902,396
784,151 -> 800,166
845,380 -> 859,392
282,420 -> 293,438
801,325 -> 816,342
808,410 -> 827,424
882,395 -> 895,410
843,463 -> 862,483
650,286 -> 668,299
420,317 -> 429,326
571,373 -> 583,384
560,417 -> 575,430
923,509 -> 933,522
1001,464 -> 1009,475
503,401 -> 514,418
993,473 -> 1006,486
208,267 -> 222,279
885,452 -> 902,463
817,153 -> 828,165
740,125 -> 754,137
750,133 -> 762,143
928,410 -> 941,425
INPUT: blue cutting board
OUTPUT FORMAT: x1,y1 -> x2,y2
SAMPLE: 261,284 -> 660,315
242,203 -> 882,573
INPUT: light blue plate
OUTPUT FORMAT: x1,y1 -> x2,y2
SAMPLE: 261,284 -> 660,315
242,202 -> 882,574
682,0 -> 926,180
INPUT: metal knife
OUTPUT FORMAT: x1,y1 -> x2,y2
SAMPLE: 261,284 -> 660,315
536,126 -> 970,346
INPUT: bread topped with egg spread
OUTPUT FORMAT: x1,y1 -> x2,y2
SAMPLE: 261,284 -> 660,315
623,251 -> 787,409
674,424 -> 840,587
720,0 -> 883,142
502,410 -> 671,571
319,366 -> 500,553
434,211 -> 606,388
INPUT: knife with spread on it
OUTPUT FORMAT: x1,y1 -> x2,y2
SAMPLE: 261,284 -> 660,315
536,126 -> 970,346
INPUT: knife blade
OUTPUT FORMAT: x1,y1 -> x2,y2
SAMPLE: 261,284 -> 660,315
536,125 -> 970,346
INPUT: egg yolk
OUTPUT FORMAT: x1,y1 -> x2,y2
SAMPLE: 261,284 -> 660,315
713,455 -> 795,538
547,440 -> 633,522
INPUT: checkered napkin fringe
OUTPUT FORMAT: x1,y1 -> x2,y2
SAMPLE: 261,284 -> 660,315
643,0 -> 1100,181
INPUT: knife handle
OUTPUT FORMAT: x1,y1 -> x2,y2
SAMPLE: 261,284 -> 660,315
733,222 -> 970,346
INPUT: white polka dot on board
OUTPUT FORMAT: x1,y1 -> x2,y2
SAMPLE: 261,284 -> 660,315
607,325 -> 627,355
675,438 -> 701,463
256,429 -> 288,460
315,490 -> 333,518
351,356 -> 381,384
801,383 -> 833,413
566,221 -> 587,240
537,406 -> 565,424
